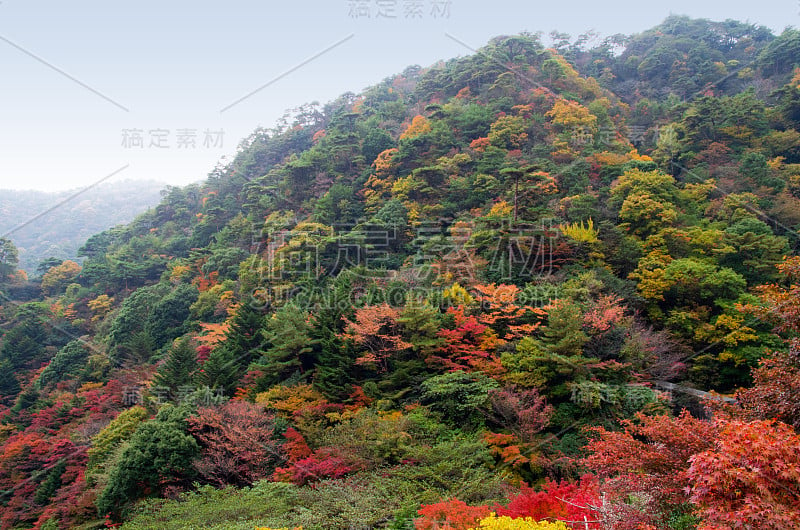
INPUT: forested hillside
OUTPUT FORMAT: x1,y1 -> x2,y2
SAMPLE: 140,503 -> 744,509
0,180 -> 164,274
0,15 -> 799,529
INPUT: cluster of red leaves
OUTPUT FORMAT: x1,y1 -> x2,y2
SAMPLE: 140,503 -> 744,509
760,257 -> 800,332
472,283 -> 544,340
415,476 -> 601,530
195,344 -> 212,364
583,404 -> 800,529
583,411 -> 716,510
233,369 -> 266,400
188,401 -> 282,487
344,385 -> 374,411
0,378 -> 134,527
430,306 -> 503,374
32,441 -> 94,528
469,137 -> 491,152
583,294 -> 625,333
277,427 -> 311,462
688,419 -> 800,529
736,342 -> 800,429
483,431 -> 532,468
486,387 -> 553,443
192,270 -> 220,292
0,435 -> 92,528
272,428 -> 352,486
196,322 -> 230,348
273,449 -> 353,486
311,129 -> 326,143
415,498 -> 491,530
493,475 -> 602,528
22,380 -> 126,437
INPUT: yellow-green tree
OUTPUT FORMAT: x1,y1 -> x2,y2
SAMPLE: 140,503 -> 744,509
41,260 -> 82,295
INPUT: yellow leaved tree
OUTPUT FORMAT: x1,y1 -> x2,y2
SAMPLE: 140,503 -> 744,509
472,513 -> 569,529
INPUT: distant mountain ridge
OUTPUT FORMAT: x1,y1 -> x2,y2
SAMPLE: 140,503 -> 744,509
0,180 -> 166,273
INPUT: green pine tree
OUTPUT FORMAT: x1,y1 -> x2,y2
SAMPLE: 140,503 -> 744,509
197,301 -> 267,394
196,346 -> 240,394
152,337 -> 197,399
223,301 -> 266,365
250,303 -> 320,388
309,274 -> 357,399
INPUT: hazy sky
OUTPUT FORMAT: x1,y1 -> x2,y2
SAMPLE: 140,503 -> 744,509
0,0 -> 795,192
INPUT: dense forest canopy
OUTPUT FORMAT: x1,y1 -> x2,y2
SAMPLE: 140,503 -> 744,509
0,15 -> 799,529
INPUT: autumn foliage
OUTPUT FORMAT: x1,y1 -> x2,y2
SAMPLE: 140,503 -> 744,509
415,498 -> 491,530
737,256 -> 800,427
415,476 -> 600,530
341,303 -> 412,372
272,426 -> 352,485
188,401 -> 282,487
493,475 -> 601,528
582,411 -> 716,527
431,306 -> 501,373
3,20 -> 800,530
688,419 -> 800,530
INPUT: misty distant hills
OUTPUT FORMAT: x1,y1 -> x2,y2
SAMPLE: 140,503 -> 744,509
0,180 -> 165,273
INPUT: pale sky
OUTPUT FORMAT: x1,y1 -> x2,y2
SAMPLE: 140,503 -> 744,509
0,0 -> 795,192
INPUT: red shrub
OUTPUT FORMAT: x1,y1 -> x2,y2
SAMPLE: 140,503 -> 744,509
188,401 -> 282,487
415,498 -> 491,530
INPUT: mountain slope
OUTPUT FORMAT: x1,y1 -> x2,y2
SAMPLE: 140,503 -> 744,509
0,17 -> 798,529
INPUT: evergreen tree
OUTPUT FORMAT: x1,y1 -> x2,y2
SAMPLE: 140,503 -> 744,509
152,338 -> 197,399
310,275 -> 357,399
38,339 -> 90,388
397,299 -> 444,358
223,301 -> 267,364
96,405 -> 199,519
145,284 -> 199,348
33,460 -> 66,506
108,284 -> 169,362
312,338 -> 355,400
541,300 -> 589,357
0,237 -> 18,285
250,303 -> 320,388
199,301 -> 267,394
115,331 -> 156,367
0,359 -> 19,400
197,346 -> 240,395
